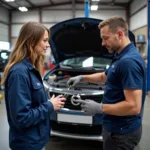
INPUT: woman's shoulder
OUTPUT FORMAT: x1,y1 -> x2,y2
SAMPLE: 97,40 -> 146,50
12,61 -> 27,70
9,61 -> 29,77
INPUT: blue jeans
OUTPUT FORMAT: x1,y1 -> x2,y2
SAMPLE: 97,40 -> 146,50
41,148 -> 45,150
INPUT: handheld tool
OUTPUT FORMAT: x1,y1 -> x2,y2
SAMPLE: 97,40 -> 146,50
63,84 -> 72,99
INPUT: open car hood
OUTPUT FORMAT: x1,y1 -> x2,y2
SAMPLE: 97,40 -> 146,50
49,17 -> 136,64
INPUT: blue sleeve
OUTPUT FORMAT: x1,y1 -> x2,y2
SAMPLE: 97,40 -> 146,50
105,69 -> 108,75
118,58 -> 144,89
7,72 -> 54,129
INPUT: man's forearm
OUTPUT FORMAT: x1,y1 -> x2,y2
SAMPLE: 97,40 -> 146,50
102,100 -> 141,116
83,72 -> 106,83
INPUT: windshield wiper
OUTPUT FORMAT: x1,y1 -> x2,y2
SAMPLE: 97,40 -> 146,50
76,66 -> 96,70
61,64 -> 75,68
94,66 -> 106,69
77,66 -> 107,70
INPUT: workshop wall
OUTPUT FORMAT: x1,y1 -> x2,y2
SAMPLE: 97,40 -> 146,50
133,26 -> 147,56
0,7 -> 9,42
130,0 -> 147,31
11,6 -> 126,48
130,0 -> 147,57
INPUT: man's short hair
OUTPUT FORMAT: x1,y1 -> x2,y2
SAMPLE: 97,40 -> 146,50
98,16 -> 128,36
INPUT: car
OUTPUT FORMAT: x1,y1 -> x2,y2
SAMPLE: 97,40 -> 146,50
0,49 -> 10,72
0,50 -> 10,90
42,17 -> 136,141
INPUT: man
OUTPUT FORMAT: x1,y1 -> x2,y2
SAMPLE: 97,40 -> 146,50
67,16 -> 146,150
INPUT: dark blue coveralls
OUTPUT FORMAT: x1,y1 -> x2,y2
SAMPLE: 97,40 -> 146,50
4,58 -> 54,150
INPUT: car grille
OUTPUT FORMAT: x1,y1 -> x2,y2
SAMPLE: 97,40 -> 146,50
51,121 -> 102,135
49,92 -> 103,110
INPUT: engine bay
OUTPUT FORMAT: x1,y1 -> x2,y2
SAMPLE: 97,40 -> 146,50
43,69 -> 104,110
44,69 -> 105,90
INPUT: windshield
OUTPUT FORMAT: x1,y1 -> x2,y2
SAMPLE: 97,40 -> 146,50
61,57 -> 111,69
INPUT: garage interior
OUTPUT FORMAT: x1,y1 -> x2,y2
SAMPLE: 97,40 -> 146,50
0,0 -> 149,150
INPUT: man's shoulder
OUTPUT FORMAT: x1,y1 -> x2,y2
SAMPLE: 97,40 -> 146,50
120,51 -> 144,66
117,54 -> 146,75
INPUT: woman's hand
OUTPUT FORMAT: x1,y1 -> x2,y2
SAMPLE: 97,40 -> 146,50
49,95 -> 66,111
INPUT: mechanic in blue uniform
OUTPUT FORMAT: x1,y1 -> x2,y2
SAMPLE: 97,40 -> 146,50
1,22 -> 66,150
67,16 -> 146,150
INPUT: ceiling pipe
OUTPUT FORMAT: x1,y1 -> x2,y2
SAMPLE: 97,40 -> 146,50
84,0 -> 89,17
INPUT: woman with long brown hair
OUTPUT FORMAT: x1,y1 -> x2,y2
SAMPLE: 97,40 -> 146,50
1,22 -> 66,150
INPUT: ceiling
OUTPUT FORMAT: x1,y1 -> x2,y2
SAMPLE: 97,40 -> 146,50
0,0 -> 134,11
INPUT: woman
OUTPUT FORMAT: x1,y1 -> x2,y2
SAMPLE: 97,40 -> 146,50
1,22 -> 66,150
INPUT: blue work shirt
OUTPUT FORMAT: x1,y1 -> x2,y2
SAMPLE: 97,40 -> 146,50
102,42 -> 146,134
4,58 -> 54,150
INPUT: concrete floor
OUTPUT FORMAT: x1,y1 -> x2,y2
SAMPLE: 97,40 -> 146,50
0,92 -> 150,150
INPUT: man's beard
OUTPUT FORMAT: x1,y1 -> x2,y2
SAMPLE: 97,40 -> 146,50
107,45 -> 120,54
108,49 -> 115,54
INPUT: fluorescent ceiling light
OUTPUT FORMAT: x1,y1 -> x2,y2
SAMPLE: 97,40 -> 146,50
92,0 -> 100,1
91,5 -> 98,11
5,0 -> 15,2
18,7 -> 28,12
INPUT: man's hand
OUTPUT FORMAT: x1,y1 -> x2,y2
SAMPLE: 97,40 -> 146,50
67,75 -> 83,87
76,99 -> 103,115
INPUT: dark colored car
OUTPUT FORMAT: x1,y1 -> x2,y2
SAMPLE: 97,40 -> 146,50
0,50 -> 10,72
42,17 -> 136,141
0,50 -> 10,90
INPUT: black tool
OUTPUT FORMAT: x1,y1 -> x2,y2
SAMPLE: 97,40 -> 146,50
63,85 -> 72,99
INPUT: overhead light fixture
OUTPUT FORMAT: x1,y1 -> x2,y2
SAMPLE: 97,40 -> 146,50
5,0 -> 15,2
18,7 -> 28,12
92,0 -> 100,1
91,5 -> 98,11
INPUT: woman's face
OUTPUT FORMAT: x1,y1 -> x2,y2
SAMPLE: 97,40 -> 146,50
34,30 -> 50,56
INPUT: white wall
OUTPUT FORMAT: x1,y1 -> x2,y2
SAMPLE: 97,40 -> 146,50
130,0 -> 147,15
0,24 -> 9,42
75,10 -> 125,19
12,24 -> 23,37
0,7 -> 9,42
0,7 -> 9,23
42,10 -> 73,23
11,8 -> 126,38
11,10 -> 39,37
89,10 -> 125,20
12,11 -> 39,23
130,7 -> 147,31
130,0 -> 147,31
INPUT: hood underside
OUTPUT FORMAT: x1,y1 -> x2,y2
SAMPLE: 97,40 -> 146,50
49,17 -> 136,64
